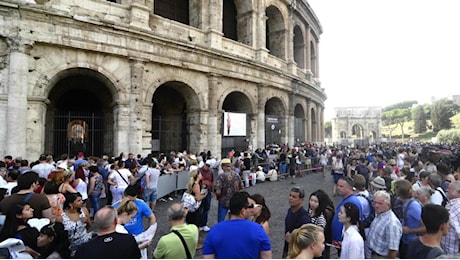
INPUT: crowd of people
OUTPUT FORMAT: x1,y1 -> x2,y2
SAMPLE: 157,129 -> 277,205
0,141 -> 458,258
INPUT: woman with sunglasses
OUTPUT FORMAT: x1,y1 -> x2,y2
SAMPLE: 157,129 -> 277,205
248,194 -> 271,235
338,202 -> 365,259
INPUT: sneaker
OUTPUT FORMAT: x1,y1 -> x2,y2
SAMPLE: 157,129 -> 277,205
200,226 -> 211,232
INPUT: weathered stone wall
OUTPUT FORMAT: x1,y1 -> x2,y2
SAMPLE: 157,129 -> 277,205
0,0 -> 326,159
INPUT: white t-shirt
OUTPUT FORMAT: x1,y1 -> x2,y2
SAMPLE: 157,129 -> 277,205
145,168 -> 160,189
108,168 -> 132,188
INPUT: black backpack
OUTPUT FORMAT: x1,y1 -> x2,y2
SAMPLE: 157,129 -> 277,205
435,187 -> 449,207
356,193 -> 375,228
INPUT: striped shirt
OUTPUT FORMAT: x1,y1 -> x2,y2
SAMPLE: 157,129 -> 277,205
309,208 -> 326,228
367,209 -> 402,256
441,198 -> 460,254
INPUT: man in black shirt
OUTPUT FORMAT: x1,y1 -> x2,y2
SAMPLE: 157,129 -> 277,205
74,206 -> 141,259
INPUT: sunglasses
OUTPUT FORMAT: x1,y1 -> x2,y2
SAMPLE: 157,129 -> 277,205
247,204 -> 262,208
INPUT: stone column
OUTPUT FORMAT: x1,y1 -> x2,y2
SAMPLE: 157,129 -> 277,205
128,59 -> 145,154
206,0 -> 224,49
129,0 -> 151,30
306,98 -> 311,141
187,108 -> 207,154
26,98 -> 48,160
257,85 -> 265,149
287,5 -> 296,74
141,103 -> 153,155
255,1 -> 269,63
113,100 -> 131,155
288,92 -> 295,147
305,25 -> 313,81
236,11 -> 255,47
6,39 -> 32,157
315,42 -> 320,79
207,74 -> 220,156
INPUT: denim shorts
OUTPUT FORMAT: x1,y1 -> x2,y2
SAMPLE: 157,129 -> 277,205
143,187 -> 158,203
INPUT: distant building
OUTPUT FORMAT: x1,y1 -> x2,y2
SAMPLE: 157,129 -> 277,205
452,95 -> 460,106
332,107 -> 382,145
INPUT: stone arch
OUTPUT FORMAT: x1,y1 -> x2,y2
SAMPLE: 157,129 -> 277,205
223,0 -> 238,41
265,97 -> 286,145
151,81 -> 201,154
294,103 -> 305,144
340,131 -> 347,138
293,25 -> 305,69
310,107 -> 317,142
310,31 -> 319,76
45,68 -> 116,157
221,91 -> 253,154
332,107 -> 382,145
265,5 -> 286,60
351,123 -> 365,138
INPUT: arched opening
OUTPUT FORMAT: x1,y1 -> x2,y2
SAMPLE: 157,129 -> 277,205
265,5 -> 286,60
294,104 -> 305,144
46,68 -> 114,157
222,92 -> 252,155
151,81 -> 200,154
351,124 -> 365,138
293,25 -> 305,69
154,0 -> 190,26
340,131 -> 347,139
265,98 -> 286,145
223,0 -> 237,41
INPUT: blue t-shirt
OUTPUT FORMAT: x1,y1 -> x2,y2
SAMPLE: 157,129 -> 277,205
113,198 -> 153,235
401,198 -> 422,244
203,219 -> 271,258
332,195 -> 363,242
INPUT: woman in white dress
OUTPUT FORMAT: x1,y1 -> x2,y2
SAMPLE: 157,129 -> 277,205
338,202 -> 365,259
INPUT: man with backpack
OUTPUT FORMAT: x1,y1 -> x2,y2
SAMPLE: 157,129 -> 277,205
355,157 -> 371,188
394,179 -> 425,259
428,174 -> 449,207
354,174 -> 375,259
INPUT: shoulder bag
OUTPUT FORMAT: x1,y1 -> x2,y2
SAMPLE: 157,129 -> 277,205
171,230 -> 192,259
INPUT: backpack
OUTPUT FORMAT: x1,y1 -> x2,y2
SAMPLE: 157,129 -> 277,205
356,193 -> 375,228
435,187 -> 449,207
392,197 -> 415,222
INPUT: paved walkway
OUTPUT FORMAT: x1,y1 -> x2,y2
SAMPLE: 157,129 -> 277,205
148,170 -> 341,258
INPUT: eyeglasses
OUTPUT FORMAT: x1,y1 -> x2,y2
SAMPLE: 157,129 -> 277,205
247,204 -> 262,208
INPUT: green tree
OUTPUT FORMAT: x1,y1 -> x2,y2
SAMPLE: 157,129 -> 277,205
382,101 -> 415,141
412,105 -> 427,133
430,98 -> 457,132
383,100 -> 418,112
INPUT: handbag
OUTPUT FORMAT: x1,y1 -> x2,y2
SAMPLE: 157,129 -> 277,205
181,191 -> 201,212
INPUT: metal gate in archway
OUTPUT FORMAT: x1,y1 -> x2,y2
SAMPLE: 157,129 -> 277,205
48,111 -> 111,157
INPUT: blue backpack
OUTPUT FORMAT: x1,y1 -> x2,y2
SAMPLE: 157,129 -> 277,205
357,193 -> 375,228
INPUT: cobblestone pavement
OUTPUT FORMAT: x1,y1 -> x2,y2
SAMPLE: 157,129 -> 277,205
147,170 -> 341,259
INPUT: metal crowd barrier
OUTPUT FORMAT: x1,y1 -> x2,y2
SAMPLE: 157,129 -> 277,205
157,170 -> 191,199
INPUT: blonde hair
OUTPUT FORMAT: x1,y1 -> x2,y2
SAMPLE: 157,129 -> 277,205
116,198 -> 137,216
287,224 -> 324,259
187,170 -> 200,192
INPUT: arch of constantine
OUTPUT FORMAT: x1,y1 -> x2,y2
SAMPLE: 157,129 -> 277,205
331,107 -> 382,145
0,0 -> 326,159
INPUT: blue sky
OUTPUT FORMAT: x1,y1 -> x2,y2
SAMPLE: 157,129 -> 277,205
308,0 -> 460,121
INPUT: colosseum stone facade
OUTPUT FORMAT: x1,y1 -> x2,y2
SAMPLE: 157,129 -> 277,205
0,0 -> 325,159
